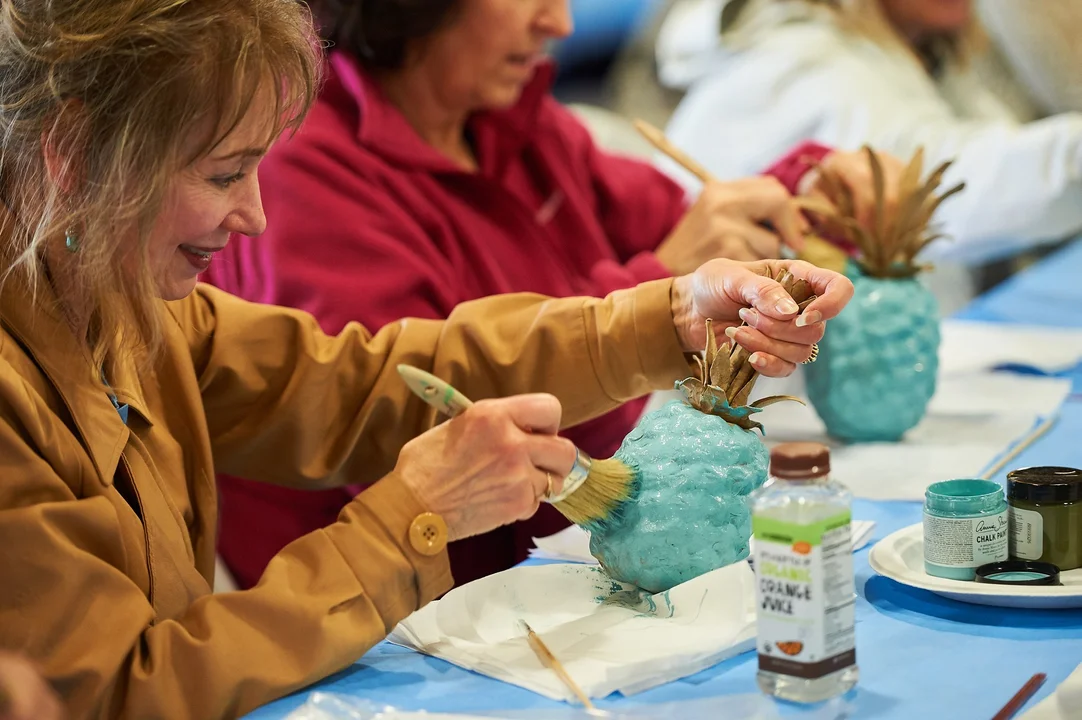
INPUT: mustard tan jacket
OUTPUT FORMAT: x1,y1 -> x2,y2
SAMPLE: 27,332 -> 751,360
0,275 -> 690,719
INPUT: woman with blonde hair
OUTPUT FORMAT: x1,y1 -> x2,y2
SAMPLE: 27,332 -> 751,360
660,0 -> 1082,276
0,0 -> 851,717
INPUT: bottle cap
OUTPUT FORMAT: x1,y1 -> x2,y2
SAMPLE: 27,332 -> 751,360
1006,466 -> 1082,504
975,560 -> 1061,586
770,442 -> 830,480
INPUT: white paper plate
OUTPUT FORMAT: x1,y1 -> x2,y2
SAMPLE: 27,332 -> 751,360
868,523 -> 1082,609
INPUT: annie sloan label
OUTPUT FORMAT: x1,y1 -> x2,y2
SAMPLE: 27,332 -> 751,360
752,512 -> 856,680
923,511 -> 1009,568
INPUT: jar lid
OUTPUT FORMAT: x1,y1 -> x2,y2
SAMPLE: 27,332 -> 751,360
974,560 -> 1061,586
1007,466 -> 1082,504
770,442 -> 830,480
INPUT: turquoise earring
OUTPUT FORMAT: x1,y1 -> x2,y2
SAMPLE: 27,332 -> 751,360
64,227 -> 79,252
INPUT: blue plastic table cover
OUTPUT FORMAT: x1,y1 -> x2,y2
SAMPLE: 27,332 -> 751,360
247,240 -> 1082,719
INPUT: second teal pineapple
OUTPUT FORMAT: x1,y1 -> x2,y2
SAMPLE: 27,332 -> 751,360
806,263 -> 939,442
799,147 -> 964,443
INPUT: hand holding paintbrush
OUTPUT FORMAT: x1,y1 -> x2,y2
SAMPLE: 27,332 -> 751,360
397,261 -> 842,529
393,256 -> 851,537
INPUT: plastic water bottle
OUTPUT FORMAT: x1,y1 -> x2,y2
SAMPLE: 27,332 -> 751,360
751,442 -> 858,703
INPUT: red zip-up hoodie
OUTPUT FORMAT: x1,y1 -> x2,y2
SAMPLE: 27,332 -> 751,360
205,51 -> 829,589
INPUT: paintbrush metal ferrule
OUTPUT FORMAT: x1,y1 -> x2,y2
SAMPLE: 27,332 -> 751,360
546,448 -> 591,504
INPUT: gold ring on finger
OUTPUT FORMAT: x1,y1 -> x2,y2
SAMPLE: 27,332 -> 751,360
545,473 -> 554,500
802,343 -> 819,365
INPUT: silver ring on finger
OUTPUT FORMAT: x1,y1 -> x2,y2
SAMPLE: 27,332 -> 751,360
801,343 -> 819,365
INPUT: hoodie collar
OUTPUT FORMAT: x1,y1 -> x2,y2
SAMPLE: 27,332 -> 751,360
328,50 -> 554,176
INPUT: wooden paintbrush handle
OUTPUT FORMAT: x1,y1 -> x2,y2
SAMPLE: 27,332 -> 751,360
633,119 -> 714,184
396,365 -> 475,417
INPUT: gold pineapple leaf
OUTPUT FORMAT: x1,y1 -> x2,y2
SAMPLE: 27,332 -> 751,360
750,395 -> 807,409
864,145 -> 887,264
709,337 -> 731,388
704,319 -> 718,374
692,354 -> 708,385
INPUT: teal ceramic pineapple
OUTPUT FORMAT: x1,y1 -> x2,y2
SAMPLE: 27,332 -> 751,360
801,148 -> 964,442
589,272 -> 812,593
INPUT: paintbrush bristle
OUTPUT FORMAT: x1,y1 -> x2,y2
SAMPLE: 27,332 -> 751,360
552,457 -> 638,528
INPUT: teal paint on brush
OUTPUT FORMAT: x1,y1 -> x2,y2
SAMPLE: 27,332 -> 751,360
923,479 -> 1010,581
588,401 -> 768,593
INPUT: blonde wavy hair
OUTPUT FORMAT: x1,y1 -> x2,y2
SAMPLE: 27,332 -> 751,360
0,0 -> 319,369
799,0 -> 984,65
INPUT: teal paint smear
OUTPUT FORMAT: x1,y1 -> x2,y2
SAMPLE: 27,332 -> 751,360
589,401 -> 768,593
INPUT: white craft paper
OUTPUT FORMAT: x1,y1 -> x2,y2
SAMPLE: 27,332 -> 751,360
644,372 -> 1065,499
939,321 -> 1082,376
529,526 -> 597,564
390,563 -> 758,702
528,522 -> 875,564
757,399 -> 1038,501
1021,662 -> 1082,719
926,373 -> 1070,418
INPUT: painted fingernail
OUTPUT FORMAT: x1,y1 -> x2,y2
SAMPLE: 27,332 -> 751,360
738,308 -> 759,327
775,297 -> 799,315
725,326 -> 739,340
796,310 -> 822,328
750,353 -> 767,368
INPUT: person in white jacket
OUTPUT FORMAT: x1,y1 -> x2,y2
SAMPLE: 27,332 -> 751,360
978,0 -> 1082,117
658,0 -> 1082,276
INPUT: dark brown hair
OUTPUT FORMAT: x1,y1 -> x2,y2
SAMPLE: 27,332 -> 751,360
309,0 -> 461,70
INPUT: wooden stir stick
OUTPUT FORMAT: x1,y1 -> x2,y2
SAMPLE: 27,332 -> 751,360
519,620 -> 595,710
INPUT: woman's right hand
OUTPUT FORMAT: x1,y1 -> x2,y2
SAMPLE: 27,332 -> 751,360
655,177 -> 809,273
394,394 -> 577,541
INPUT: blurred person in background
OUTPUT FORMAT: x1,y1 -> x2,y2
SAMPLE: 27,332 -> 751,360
658,0 -> 1082,310
977,0 -> 1082,117
207,0 -> 889,590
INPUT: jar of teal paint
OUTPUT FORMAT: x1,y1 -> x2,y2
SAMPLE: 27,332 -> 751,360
923,479 -> 1009,581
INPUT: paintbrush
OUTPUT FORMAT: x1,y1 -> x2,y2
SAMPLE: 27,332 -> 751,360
396,364 -> 639,528
992,672 -> 1047,720
518,620 -> 595,709
632,119 -> 849,273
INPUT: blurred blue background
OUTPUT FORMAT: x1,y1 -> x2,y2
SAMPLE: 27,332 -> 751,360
551,0 -> 663,74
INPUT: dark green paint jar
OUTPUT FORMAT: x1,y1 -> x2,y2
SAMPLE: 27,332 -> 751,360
1007,467 -> 1082,571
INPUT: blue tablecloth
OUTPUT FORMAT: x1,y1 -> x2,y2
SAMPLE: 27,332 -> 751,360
248,241 -> 1082,719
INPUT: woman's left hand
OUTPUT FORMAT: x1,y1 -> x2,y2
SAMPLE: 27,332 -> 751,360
803,149 -> 907,231
670,258 -> 854,377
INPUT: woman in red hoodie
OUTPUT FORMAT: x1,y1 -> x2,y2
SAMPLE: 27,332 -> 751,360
206,0 -> 891,589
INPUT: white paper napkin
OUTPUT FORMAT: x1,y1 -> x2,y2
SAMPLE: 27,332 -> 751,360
747,371 -> 1054,501
939,321 -> 1082,376
1021,662 -> 1082,719
390,562 -> 758,702
528,522 -> 876,564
